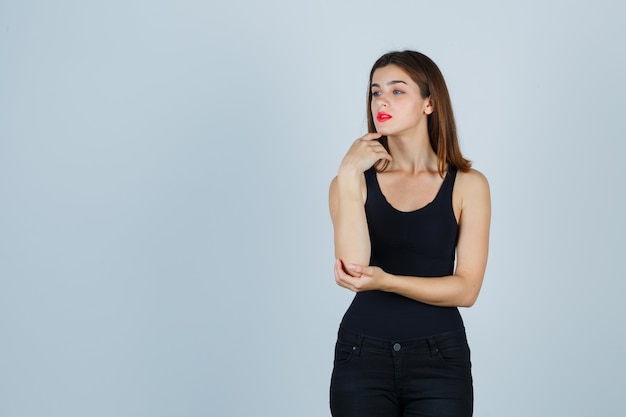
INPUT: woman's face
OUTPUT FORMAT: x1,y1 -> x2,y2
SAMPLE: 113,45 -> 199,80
370,65 -> 432,137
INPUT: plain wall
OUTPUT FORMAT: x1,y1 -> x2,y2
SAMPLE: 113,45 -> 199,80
1,1 -> 624,416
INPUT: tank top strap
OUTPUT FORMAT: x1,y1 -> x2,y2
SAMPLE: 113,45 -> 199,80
440,165 -> 458,197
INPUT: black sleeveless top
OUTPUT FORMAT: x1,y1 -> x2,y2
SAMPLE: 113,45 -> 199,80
339,166 -> 463,339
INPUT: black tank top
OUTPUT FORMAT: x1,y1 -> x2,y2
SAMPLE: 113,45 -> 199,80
339,166 -> 463,339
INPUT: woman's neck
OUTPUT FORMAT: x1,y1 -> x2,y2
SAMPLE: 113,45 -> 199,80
386,132 -> 438,174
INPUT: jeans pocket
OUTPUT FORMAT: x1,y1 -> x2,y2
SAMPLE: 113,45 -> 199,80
436,342 -> 471,369
334,340 -> 356,365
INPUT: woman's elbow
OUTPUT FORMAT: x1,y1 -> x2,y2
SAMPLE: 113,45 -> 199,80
334,249 -> 370,267
457,279 -> 483,307
459,295 -> 478,308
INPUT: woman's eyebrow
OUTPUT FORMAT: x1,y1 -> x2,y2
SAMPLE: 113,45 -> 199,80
371,80 -> 409,88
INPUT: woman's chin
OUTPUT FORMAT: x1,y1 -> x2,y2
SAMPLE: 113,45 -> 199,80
375,126 -> 393,136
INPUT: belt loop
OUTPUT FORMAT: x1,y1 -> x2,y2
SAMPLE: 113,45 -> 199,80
426,336 -> 439,357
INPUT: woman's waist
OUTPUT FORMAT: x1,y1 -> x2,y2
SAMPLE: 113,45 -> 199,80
340,291 -> 464,339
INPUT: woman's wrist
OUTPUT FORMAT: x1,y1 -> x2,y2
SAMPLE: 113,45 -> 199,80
379,271 -> 395,292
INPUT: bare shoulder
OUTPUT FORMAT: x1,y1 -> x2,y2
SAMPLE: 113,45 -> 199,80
455,168 -> 490,196
328,173 -> 368,217
328,175 -> 343,204
452,169 -> 490,221
329,175 -> 339,206
328,173 -> 368,199
329,175 -> 339,194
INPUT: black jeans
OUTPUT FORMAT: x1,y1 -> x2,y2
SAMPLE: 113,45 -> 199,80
330,327 -> 473,417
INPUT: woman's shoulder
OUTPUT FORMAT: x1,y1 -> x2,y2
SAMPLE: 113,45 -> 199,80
455,167 -> 488,185
454,168 -> 490,199
328,171 -> 369,204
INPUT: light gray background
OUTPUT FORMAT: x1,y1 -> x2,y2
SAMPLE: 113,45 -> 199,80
1,1 -> 624,416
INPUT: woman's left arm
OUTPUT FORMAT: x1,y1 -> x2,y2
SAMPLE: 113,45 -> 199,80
334,170 -> 491,308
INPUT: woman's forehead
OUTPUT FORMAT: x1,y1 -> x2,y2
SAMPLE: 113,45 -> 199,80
372,65 -> 417,87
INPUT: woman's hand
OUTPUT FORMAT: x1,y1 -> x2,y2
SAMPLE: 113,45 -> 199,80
338,132 -> 391,176
334,259 -> 389,292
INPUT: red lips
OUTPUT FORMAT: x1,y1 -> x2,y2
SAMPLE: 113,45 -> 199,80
376,112 -> 392,122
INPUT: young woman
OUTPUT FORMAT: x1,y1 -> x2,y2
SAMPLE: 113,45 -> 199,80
328,50 -> 491,417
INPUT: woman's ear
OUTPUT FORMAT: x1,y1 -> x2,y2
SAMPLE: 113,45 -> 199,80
424,97 -> 434,115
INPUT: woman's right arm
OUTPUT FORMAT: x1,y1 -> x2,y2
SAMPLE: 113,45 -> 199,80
329,133 -> 391,269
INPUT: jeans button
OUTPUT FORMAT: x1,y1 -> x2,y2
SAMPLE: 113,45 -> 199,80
393,343 -> 401,352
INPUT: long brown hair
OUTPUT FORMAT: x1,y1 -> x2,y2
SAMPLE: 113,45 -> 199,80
368,50 -> 471,176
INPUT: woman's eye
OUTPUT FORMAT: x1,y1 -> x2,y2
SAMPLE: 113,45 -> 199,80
393,90 -> 403,95
372,91 -> 381,97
